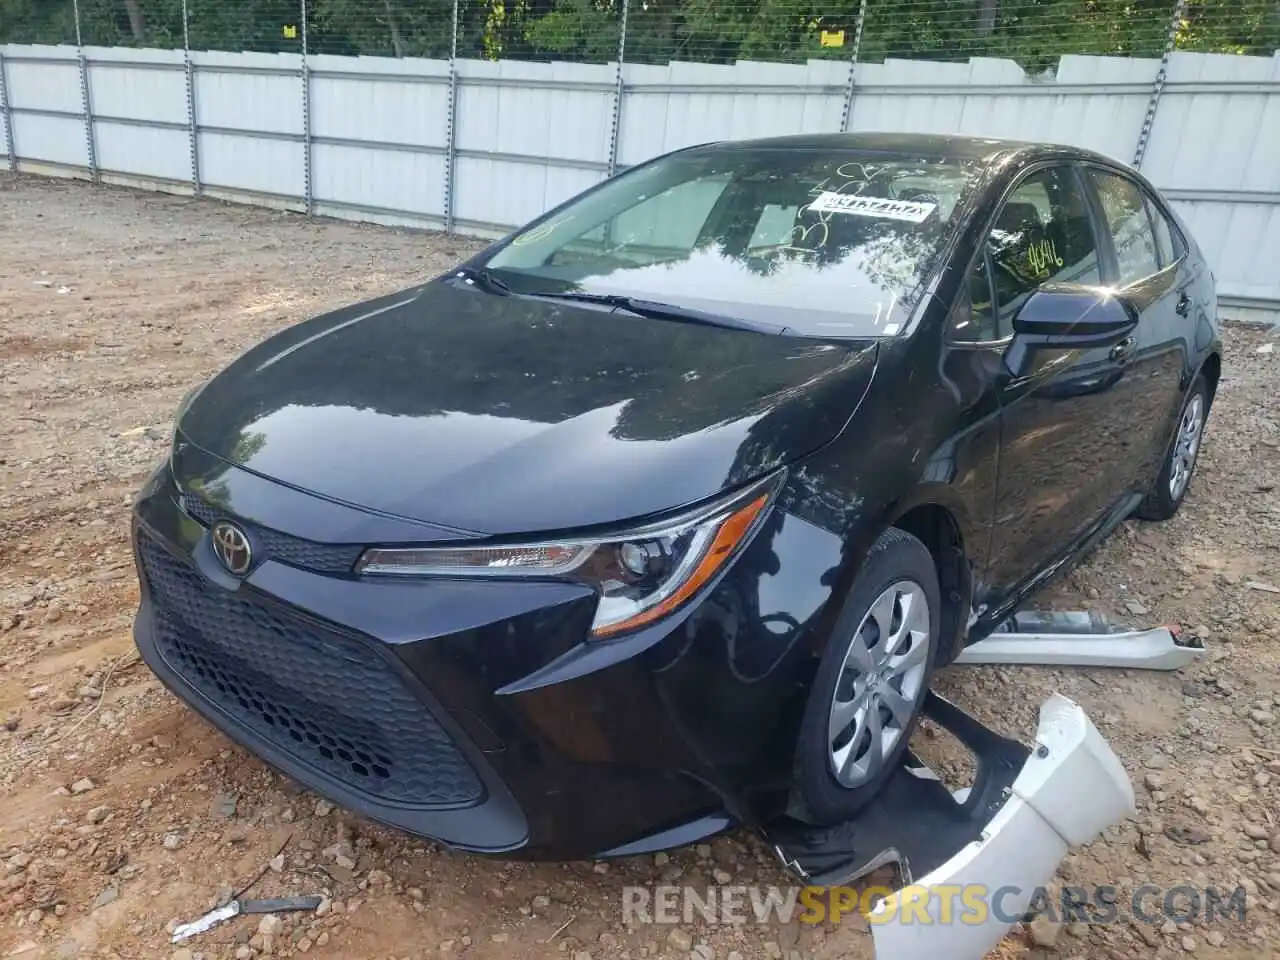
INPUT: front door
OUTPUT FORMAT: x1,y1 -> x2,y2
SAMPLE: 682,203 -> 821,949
982,162 -> 1144,595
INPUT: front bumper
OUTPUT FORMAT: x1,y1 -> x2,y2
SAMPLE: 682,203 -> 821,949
129,453 -> 817,859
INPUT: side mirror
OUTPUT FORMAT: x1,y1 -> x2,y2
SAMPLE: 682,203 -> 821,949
1011,284 -> 1139,347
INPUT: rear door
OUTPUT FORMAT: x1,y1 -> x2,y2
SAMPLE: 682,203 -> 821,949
1080,165 -> 1193,481
981,162 -> 1144,594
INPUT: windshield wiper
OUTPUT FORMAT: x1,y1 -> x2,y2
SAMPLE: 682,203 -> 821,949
450,266 -> 511,296
524,291 -> 790,335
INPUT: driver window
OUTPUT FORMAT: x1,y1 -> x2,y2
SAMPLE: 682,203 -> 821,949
988,166 -> 1102,336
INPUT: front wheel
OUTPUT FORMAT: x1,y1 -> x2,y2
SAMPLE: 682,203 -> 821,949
1135,374 -> 1209,522
790,527 -> 940,826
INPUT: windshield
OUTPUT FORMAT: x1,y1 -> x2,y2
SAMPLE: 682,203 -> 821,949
483,146 -> 983,338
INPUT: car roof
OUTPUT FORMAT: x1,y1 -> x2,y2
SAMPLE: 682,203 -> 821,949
690,131 -> 1111,166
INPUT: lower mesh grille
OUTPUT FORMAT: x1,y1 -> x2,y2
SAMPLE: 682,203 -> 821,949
137,530 -> 484,807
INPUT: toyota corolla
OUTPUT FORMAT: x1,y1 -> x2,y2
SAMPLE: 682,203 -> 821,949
130,132 -> 1220,861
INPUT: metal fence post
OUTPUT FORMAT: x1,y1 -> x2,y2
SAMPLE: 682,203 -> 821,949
606,0 -> 630,177
301,0 -> 314,214
443,0 -> 460,234
0,50 -> 14,173
72,0 -> 99,181
1133,0 -> 1186,168
839,0 -> 869,132
181,0 -> 201,194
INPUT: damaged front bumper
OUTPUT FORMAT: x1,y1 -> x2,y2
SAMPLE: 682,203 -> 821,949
767,691 -> 1136,960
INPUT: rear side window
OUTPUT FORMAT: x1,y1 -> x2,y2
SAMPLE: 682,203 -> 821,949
1145,196 -> 1182,268
1088,170 -> 1161,285
986,165 -> 1102,337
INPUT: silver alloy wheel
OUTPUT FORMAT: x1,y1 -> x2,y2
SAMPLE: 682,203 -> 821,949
1169,393 -> 1205,500
827,580 -> 932,789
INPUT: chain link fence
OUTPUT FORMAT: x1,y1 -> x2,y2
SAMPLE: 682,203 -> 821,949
2,0 -> 1278,67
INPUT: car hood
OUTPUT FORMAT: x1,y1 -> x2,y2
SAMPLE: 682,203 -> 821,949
177,280 -> 879,537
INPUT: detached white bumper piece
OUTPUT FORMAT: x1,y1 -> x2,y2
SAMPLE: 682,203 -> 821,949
953,625 -> 1205,671
868,693 -> 1136,959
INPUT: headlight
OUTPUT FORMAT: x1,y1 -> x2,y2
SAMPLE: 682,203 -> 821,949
357,471 -> 783,638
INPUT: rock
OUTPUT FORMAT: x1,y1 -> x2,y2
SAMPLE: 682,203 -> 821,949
234,949 -> 252,960
654,852 -> 669,866
162,833 -> 182,850
69,778 -> 95,794
297,937 -> 313,953
2,715 -> 18,732
212,794 -> 237,819
316,933 -> 329,947
1029,916 -> 1060,948
691,947 -> 714,960
6,852 -> 32,872
1133,922 -> 1162,948
268,854 -> 284,873
1250,710 -> 1275,724
92,886 -> 118,909
763,942 -> 783,959
86,806 -> 110,825
667,929 -> 694,952
1125,601 -> 1150,615
532,895 -> 550,910
1181,934 -> 1197,951
315,799 -> 334,817
258,915 -> 282,937
1066,922 -> 1089,938
171,950 -> 193,960
713,869 -> 732,884
1205,931 -> 1225,947
54,940 -> 79,959
1144,771 -> 1166,792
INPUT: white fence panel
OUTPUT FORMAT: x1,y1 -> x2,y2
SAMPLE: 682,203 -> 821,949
190,51 -> 304,199
1,45 -> 85,170
618,59 -> 848,169
309,54 -> 451,221
452,59 -> 616,230
1140,51 -> 1280,313
85,46 -> 190,183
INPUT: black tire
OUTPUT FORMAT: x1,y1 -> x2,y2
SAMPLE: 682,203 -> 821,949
790,527 -> 941,826
1135,374 -> 1210,522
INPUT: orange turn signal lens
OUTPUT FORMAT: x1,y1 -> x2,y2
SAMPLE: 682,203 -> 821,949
589,490 -> 771,639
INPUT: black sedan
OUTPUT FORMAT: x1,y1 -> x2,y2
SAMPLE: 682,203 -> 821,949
130,132 -> 1220,861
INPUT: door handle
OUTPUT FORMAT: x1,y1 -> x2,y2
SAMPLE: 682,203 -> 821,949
1110,336 -> 1136,362
1175,291 -> 1191,317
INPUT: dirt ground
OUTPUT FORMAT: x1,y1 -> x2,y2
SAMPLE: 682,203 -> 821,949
1,172 -> 1278,960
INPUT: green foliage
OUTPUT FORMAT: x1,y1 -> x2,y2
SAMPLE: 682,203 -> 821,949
1,0 -> 1277,66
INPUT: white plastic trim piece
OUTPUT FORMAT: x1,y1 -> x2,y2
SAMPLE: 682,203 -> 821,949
952,627 -> 1204,671
869,694 -> 1135,959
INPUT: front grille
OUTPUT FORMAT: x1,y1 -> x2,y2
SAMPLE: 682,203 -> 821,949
179,495 -> 363,575
137,530 -> 484,807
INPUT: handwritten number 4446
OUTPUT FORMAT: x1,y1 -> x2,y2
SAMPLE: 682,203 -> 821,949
1027,238 -> 1064,277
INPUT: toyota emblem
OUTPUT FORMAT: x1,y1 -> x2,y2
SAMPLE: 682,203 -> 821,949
211,521 -> 253,576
